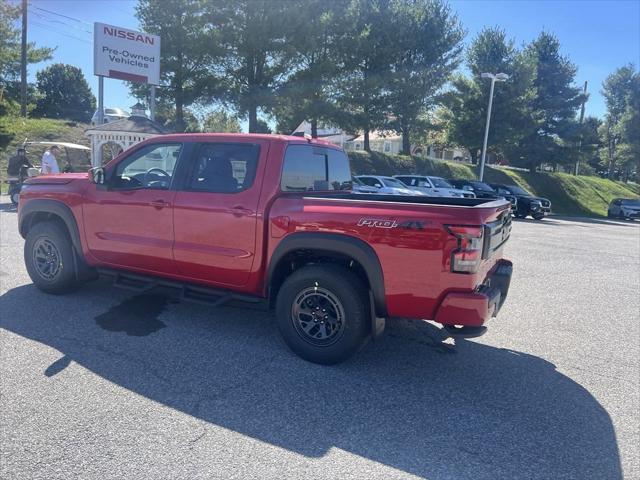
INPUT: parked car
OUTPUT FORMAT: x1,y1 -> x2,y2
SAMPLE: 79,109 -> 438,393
351,176 -> 380,194
607,198 -> 640,220
449,179 -> 517,212
355,175 -> 425,195
395,175 -> 475,198
91,107 -> 129,126
18,134 -> 513,365
490,183 -> 551,220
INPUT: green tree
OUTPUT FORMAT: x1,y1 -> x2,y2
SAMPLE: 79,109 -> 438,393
134,0 -> 219,132
273,0 -> 346,138
205,0 -> 293,133
333,0 -> 395,151
387,0 -> 464,154
152,102 -> 200,132
442,28 -> 532,165
202,109 -> 242,133
254,118 -> 272,134
32,64 -> 95,121
0,2 -> 53,114
506,32 -> 585,171
601,65 -> 639,179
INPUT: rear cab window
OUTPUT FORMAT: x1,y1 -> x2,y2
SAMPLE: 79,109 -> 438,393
281,145 -> 352,192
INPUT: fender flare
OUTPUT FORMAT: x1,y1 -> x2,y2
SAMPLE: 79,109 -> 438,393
19,199 -> 83,255
268,232 -> 387,317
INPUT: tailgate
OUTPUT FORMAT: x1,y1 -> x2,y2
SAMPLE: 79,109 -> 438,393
482,209 -> 512,259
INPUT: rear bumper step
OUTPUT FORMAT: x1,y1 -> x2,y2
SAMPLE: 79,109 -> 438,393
434,259 -> 513,328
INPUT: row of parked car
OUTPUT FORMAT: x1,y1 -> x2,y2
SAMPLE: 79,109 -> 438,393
352,174 -> 552,220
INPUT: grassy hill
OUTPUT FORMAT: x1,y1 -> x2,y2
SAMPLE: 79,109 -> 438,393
0,116 -> 91,190
348,151 -> 639,218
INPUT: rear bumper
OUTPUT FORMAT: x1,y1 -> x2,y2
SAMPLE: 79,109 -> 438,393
434,259 -> 513,327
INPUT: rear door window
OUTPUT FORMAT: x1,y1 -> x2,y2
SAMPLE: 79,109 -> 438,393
281,145 -> 352,192
187,143 -> 260,193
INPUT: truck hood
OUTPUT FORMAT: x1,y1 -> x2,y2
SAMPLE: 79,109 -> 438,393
24,173 -> 88,185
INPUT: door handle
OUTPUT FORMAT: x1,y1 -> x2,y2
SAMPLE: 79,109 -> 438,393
231,205 -> 253,217
150,199 -> 170,209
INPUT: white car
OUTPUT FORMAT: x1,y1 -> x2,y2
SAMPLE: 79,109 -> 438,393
91,107 -> 129,126
394,175 -> 476,198
354,175 -> 425,195
607,198 -> 640,220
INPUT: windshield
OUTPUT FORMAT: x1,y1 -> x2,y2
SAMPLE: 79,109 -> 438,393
429,177 -> 453,188
382,177 -> 407,188
504,185 -> 530,196
471,181 -> 496,192
621,199 -> 640,206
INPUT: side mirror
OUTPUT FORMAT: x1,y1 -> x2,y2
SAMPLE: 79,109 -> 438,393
89,166 -> 106,185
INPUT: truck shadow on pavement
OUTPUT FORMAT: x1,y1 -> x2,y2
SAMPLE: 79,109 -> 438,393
0,281 -> 622,480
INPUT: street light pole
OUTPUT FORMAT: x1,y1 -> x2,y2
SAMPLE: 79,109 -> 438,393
478,72 -> 509,181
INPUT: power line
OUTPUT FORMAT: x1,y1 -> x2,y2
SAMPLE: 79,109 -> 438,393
28,3 -> 93,26
30,20 -> 92,44
30,9 -> 92,35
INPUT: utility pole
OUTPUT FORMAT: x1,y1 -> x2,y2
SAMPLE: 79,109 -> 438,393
575,81 -> 588,175
20,0 -> 27,117
479,72 -> 509,181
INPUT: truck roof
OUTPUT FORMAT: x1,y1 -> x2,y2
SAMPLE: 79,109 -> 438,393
154,132 -> 342,149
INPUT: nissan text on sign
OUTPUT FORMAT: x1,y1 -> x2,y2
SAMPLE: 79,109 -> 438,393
94,22 -> 160,84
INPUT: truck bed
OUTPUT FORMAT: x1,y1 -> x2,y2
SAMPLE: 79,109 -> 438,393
302,192 -> 506,208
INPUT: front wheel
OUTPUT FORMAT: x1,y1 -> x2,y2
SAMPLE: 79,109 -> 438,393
532,213 -> 545,220
24,221 -> 80,294
10,191 -> 19,205
276,265 -> 369,365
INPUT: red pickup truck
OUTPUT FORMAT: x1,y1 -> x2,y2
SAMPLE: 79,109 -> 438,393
18,134 -> 513,364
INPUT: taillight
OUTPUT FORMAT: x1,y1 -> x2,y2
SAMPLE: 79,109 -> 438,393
446,225 -> 484,273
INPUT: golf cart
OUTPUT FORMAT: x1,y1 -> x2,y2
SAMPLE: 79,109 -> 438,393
6,141 -> 91,205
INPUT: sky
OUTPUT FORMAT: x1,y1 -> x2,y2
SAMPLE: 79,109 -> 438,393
19,0 -> 640,129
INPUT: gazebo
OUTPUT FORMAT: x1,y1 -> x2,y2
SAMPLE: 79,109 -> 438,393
85,103 -> 169,166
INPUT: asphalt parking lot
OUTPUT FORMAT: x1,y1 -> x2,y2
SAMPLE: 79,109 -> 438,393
1,198 -> 638,480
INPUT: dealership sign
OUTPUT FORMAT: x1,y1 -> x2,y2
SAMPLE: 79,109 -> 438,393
94,22 -> 160,84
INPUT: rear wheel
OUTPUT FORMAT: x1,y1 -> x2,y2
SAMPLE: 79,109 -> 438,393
10,191 -> 19,205
275,265 -> 369,365
24,221 -> 80,294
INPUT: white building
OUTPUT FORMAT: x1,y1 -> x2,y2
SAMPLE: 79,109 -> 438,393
85,103 -> 169,166
292,120 -> 471,162
291,121 -> 356,148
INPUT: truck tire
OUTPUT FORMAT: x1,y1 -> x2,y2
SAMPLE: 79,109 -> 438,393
276,265 -> 369,365
24,221 -> 80,294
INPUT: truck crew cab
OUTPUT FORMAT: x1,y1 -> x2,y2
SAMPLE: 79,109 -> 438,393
18,134 -> 513,364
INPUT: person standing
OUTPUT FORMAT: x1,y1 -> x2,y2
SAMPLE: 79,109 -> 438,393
7,147 -> 32,179
41,145 -> 61,175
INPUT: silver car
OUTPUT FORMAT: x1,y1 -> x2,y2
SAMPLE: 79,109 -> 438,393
607,198 -> 640,220
394,175 -> 476,198
355,175 -> 425,195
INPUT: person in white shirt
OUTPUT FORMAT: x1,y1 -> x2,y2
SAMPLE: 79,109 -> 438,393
41,146 -> 61,175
